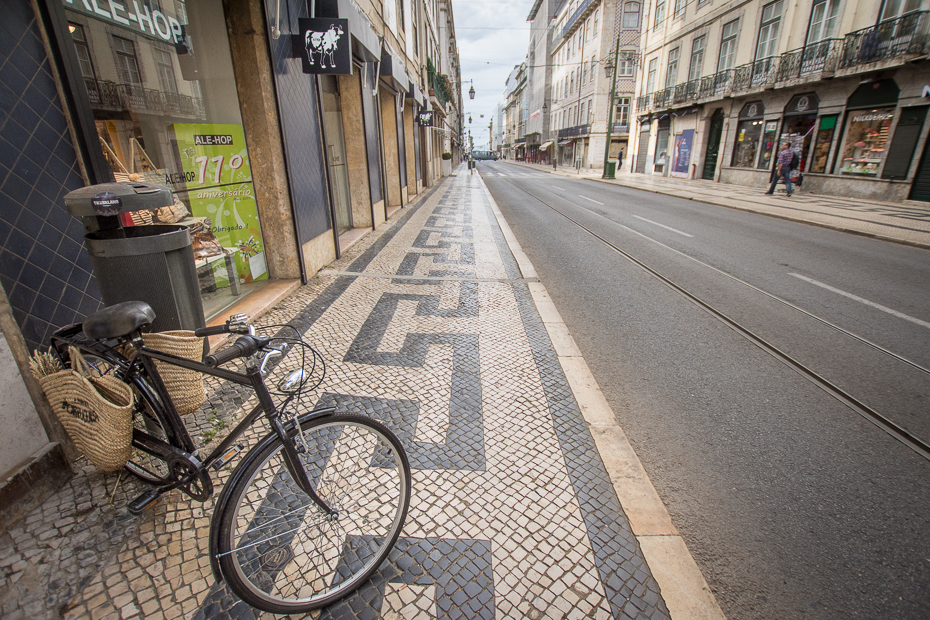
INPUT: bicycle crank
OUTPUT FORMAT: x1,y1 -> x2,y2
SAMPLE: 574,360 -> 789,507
170,455 -> 214,501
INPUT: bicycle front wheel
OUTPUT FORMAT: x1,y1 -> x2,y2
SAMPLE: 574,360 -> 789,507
216,413 -> 411,613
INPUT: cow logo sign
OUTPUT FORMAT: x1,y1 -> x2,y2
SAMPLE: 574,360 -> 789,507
296,18 -> 351,75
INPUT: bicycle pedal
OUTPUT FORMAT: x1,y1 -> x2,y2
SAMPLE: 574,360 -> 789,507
212,444 -> 244,471
128,489 -> 162,515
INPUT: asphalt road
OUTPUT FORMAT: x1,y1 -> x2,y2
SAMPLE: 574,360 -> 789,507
479,161 -> 930,620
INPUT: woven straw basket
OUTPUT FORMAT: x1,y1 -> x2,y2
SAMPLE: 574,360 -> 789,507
142,331 -> 205,415
40,349 -> 134,472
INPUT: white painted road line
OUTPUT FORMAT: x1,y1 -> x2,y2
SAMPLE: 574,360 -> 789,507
632,215 -> 694,238
789,273 -> 930,329
580,195 -> 604,205
552,186 -> 566,191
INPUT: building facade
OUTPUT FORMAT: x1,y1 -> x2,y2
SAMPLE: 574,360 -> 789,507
548,0 -> 643,169
632,0 -> 930,202
0,0 -> 462,523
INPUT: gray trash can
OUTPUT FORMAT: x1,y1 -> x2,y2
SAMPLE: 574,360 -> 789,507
64,182 -> 206,333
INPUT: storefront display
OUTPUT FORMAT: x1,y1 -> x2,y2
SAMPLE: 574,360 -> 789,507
733,120 -> 763,167
779,114 -> 817,171
732,101 -> 765,168
838,108 -> 895,176
65,0 -> 267,318
757,121 -> 778,169
810,115 -> 837,173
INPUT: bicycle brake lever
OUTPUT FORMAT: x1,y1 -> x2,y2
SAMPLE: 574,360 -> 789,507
259,344 -> 286,374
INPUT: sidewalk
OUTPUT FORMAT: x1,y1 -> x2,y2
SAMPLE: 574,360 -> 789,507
0,169 -> 723,619
505,160 -> 930,250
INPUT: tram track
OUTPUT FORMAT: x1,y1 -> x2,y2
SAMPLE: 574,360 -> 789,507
506,179 -> 930,462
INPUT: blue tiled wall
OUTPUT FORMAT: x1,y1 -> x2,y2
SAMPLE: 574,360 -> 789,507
0,1 -> 102,351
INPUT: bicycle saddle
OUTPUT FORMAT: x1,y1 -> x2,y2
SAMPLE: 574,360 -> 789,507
82,301 -> 156,340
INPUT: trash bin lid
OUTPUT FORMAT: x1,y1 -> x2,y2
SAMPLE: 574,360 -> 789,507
64,182 -> 174,217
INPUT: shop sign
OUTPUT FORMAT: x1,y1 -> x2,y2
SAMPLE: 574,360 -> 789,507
739,101 -> 765,119
296,18 -> 351,75
170,123 -> 267,286
64,0 -> 184,44
417,110 -> 434,126
784,93 -> 820,115
672,130 -> 694,176
852,111 -> 893,122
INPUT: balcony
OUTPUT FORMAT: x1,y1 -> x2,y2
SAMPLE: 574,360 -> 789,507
558,124 -> 591,139
777,38 -> 843,81
838,10 -> 930,71
84,78 -> 205,118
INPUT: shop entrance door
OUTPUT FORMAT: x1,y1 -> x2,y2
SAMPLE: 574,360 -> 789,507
779,114 -> 818,172
635,126 -> 650,173
703,110 -> 724,179
909,136 -> 930,201
319,75 -> 353,235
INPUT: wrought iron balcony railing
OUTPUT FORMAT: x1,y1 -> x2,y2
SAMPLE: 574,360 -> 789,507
839,10 -> 930,70
83,78 -> 205,118
558,124 -> 591,138
777,38 -> 843,81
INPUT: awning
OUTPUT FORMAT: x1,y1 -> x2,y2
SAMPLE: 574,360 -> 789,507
338,0 -> 380,63
558,140 -> 574,146
539,140 -> 553,150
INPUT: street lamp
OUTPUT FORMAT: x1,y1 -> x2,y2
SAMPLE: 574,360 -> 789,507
455,79 -> 476,100
602,38 -> 622,179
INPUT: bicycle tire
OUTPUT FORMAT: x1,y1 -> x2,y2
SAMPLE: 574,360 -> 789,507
70,353 -> 173,484
215,412 -> 411,613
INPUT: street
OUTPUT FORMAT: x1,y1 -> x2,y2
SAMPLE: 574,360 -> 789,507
480,160 -> 930,620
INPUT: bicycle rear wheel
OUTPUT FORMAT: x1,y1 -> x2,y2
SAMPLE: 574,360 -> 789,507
215,412 -> 410,613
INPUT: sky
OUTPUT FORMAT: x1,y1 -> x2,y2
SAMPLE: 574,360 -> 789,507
452,0 -> 536,149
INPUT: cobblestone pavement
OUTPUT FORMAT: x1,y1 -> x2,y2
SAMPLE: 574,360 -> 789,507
1,172 -> 672,619
500,160 -> 930,249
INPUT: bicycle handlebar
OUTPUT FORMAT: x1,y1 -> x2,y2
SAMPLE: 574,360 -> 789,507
194,324 -> 230,337
204,335 -> 271,367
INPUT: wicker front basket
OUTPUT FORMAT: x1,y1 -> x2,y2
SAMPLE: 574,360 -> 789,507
143,331 -> 205,415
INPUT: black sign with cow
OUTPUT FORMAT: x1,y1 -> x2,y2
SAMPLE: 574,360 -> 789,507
295,18 -> 351,75
417,110 -> 434,127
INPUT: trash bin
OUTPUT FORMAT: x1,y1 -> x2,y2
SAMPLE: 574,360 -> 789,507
605,161 -> 617,179
64,182 -> 206,333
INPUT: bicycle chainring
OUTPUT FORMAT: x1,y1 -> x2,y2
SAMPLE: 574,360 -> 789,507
169,456 -> 213,501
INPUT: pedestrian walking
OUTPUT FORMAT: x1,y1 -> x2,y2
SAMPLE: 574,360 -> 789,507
765,142 -> 794,197
617,149 -> 624,171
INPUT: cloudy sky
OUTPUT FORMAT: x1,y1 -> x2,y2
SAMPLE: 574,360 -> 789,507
452,0 -> 536,149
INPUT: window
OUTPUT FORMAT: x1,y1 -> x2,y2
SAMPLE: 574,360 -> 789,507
807,0 -> 840,44
593,9 -> 599,35
153,48 -> 178,94
665,48 -> 679,89
585,18 -> 591,41
570,70 -> 575,93
580,102 -> 586,125
113,35 -> 142,85
590,56 -> 596,83
582,60 -> 588,85
674,0 -> 685,19
587,100 -> 593,124
646,57 -> 657,94
616,97 -> 631,126
758,121 -> 778,168
69,23 -> 96,80
756,1 -> 783,60
882,0 -> 921,21
623,2 -> 640,28
718,20 -> 739,71
688,35 -> 705,82
654,1 -> 665,31
618,57 -> 635,77
397,0 -> 405,31
810,115 -> 837,173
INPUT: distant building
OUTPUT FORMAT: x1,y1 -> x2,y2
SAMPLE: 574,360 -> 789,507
633,0 -> 930,202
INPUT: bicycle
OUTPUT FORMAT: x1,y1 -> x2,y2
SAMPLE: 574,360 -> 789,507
49,300 -> 411,613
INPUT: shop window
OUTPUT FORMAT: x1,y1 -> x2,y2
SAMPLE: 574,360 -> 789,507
837,108 -> 895,176
623,2 -> 641,29
757,120 -> 779,169
733,119 -> 764,167
810,115 -> 837,173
